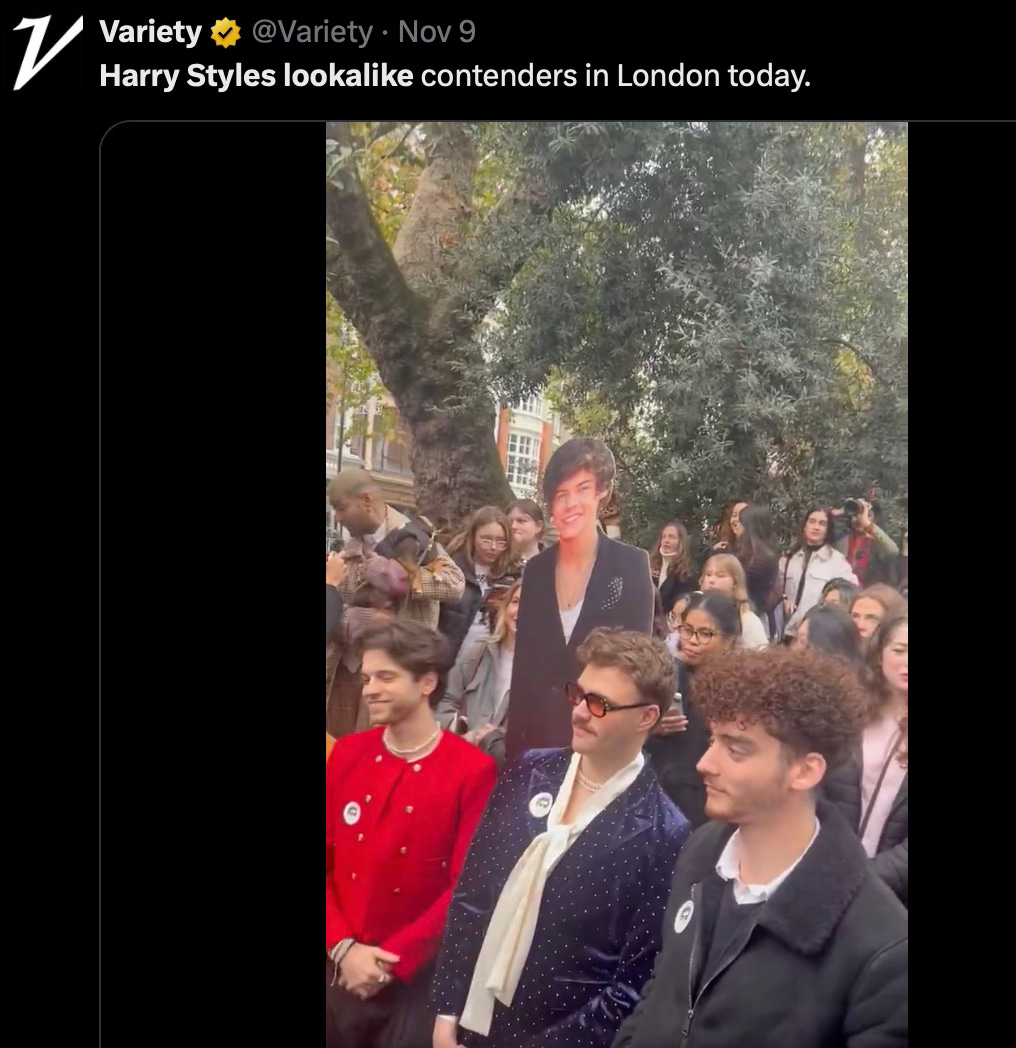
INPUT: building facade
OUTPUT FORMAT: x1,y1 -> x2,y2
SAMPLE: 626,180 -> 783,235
326,388 -> 570,545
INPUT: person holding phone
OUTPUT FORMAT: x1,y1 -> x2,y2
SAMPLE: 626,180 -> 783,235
645,592 -> 742,828
436,581 -> 522,767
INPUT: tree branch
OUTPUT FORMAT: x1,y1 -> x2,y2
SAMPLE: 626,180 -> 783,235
429,127 -> 622,340
325,122 -> 425,373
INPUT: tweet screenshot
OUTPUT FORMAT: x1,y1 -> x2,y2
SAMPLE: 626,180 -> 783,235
5,10 -> 939,1045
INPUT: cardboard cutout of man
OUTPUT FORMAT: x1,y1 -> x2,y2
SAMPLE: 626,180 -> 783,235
505,438 -> 655,761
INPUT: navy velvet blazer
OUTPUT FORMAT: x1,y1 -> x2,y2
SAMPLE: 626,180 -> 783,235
431,748 -> 691,1047
506,535 -> 655,761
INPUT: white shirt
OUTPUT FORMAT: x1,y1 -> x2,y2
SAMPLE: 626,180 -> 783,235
716,818 -> 820,905
657,554 -> 676,589
495,648 -> 514,708
560,600 -> 583,643
738,610 -> 770,650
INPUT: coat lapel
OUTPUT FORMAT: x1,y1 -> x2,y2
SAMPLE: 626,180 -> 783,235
551,761 -> 658,877
567,533 -> 611,654
525,750 -> 571,836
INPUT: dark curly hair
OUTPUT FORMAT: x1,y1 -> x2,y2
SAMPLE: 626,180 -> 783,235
542,437 -> 615,504
693,647 -> 868,771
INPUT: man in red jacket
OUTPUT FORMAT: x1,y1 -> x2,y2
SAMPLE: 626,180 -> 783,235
326,619 -> 497,1048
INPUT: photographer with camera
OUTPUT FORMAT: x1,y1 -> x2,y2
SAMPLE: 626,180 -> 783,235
830,496 -> 899,588
326,469 -> 465,739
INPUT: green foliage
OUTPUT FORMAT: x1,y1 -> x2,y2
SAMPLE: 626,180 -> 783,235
486,122 -> 908,548
325,290 -> 385,416
325,122 -> 906,543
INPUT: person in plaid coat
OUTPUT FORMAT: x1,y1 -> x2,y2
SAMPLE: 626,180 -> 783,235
326,469 -> 465,738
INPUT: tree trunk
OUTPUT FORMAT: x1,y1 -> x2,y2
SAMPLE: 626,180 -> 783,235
325,121 -> 605,527
848,122 -> 867,208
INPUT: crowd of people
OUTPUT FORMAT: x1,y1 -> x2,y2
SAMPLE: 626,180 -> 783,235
324,447 -> 908,1047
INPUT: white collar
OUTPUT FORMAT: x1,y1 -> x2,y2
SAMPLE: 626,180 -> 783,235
716,817 -> 820,905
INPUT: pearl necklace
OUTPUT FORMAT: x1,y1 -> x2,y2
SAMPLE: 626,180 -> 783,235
383,725 -> 441,757
576,768 -> 604,792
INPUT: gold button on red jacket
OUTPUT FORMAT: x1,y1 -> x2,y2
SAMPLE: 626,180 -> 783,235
326,728 -> 496,981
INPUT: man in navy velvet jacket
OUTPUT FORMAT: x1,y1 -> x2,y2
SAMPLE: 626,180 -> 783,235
431,628 -> 691,1048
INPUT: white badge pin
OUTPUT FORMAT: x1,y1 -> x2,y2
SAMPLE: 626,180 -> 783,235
343,801 -> 361,826
674,899 -> 695,934
529,792 -> 553,819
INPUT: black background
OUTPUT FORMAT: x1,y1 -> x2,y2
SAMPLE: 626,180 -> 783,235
5,9 -> 989,1045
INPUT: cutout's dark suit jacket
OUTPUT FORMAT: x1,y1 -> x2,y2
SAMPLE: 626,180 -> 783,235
506,535 -> 655,762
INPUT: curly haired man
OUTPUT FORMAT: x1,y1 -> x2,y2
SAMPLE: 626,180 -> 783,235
614,647 -> 907,1048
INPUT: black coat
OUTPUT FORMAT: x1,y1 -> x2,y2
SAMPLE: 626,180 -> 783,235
824,757 -> 908,907
612,801 -> 908,1048
742,552 -> 779,616
644,662 -> 709,829
505,534 -> 655,761
659,573 -> 698,615
437,553 -> 488,663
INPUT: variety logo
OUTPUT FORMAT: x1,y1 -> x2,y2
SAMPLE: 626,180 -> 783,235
12,14 -> 83,90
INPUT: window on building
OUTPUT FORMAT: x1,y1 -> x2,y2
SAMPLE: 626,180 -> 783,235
374,407 -> 414,477
506,432 -> 541,496
514,394 -> 544,418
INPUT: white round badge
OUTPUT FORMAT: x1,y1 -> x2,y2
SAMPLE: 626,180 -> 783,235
529,792 -> 553,819
343,801 -> 361,826
674,899 -> 695,934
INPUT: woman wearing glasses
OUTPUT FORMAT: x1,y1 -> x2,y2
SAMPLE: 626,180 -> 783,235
439,507 -> 520,663
646,591 -> 742,827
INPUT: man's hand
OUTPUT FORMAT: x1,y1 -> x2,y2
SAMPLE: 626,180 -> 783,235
433,1016 -> 464,1048
326,552 -> 348,588
338,943 -> 400,999
466,723 -> 498,745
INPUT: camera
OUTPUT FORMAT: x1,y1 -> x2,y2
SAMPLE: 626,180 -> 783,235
843,498 -> 863,518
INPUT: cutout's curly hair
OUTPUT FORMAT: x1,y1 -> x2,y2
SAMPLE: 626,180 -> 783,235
542,437 -> 615,504
693,647 -> 868,771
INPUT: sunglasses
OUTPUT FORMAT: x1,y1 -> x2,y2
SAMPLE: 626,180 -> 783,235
565,681 -> 658,718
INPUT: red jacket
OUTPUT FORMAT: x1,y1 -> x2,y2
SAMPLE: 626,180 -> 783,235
326,727 -> 496,981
